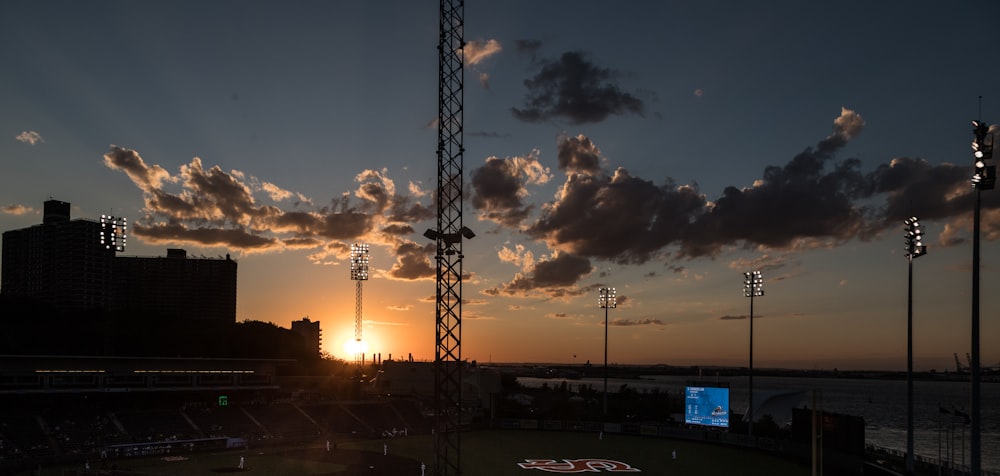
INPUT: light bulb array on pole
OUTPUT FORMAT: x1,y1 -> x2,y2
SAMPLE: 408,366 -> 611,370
903,216 -> 926,475
599,287 -> 616,418
743,270 -> 763,438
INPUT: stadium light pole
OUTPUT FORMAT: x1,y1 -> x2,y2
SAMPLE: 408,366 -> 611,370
903,216 -> 927,475
743,270 -> 763,438
350,243 -> 370,371
969,118 -> 994,476
99,214 -> 126,355
599,287 -> 616,418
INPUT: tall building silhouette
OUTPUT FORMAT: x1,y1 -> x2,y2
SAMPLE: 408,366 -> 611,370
115,248 -> 237,323
291,317 -> 322,357
1,200 -> 237,323
1,200 -> 115,311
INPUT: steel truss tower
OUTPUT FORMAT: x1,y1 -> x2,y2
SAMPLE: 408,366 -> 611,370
430,0 -> 466,474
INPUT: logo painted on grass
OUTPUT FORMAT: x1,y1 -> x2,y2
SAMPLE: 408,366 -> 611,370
518,458 -> 641,472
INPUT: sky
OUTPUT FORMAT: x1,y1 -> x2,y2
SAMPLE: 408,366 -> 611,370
2,0 -> 1000,371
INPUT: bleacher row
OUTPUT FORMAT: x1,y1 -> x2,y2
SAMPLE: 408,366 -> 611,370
0,398 -> 431,467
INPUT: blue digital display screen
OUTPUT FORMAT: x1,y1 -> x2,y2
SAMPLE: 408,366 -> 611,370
685,386 -> 730,428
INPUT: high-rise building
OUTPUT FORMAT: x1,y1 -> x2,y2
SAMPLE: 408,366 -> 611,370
1,200 -> 115,311
1,200 -> 237,323
291,316 -> 322,357
114,248 -> 237,323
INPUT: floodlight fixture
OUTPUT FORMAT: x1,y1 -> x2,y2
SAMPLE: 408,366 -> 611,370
903,217 -> 927,259
350,243 -> 370,281
100,214 -> 127,252
972,120 -> 995,190
743,270 -> 763,298
599,287 -> 617,309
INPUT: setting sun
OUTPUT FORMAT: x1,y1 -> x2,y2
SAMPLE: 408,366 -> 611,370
343,339 -> 369,360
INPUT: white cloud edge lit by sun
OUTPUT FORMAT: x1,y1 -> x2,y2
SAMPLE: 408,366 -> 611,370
15,130 -> 43,145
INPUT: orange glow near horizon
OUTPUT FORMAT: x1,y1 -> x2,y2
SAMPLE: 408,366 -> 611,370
343,338 -> 369,359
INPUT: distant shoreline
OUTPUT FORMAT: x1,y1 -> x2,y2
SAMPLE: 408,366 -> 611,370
485,362 -> 999,383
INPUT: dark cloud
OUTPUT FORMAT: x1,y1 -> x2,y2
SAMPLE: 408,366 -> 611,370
381,224 -> 415,236
524,108 -> 885,264
385,241 -> 436,281
496,253 -> 593,295
528,164 -> 707,264
468,131 -> 513,139
868,157 -> 975,223
133,222 -> 279,250
511,51 -> 644,125
472,107 -> 995,295
515,39 -> 542,55
470,152 -> 551,226
680,108 -> 870,257
557,134 -> 603,175
610,318 -> 664,326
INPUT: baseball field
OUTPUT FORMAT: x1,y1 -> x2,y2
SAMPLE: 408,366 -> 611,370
30,430 -> 810,475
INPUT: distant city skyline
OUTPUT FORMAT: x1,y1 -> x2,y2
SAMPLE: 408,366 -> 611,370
2,1 -> 999,371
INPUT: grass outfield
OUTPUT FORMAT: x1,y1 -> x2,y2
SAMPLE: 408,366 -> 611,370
31,430 -> 810,475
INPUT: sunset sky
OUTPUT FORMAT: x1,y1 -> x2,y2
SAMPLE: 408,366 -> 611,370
2,1 -> 1000,371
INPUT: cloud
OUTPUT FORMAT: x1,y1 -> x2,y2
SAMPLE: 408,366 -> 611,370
526,135 -> 708,264
679,108 -> 870,256
465,38 -> 502,66
384,241 -> 436,281
492,252 -> 593,297
261,182 -> 293,201
521,108 -> 885,265
132,222 -> 280,251
2,204 -> 34,215
719,315 -> 748,320
468,131 -> 513,139
556,134 -> 604,175
610,318 -> 664,326
515,39 -> 542,55
470,150 -> 552,226
15,131 -> 43,145
511,51 -> 644,124
487,107 -> 999,295
104,146 -> 435,278
498,242 -> 535,272
103,145 -> 172,192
